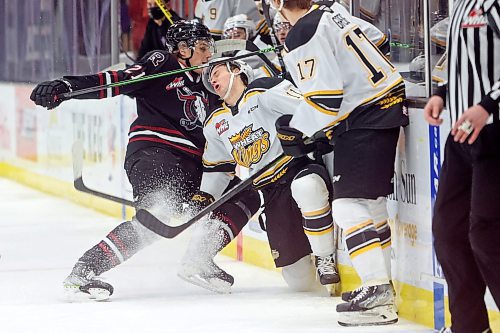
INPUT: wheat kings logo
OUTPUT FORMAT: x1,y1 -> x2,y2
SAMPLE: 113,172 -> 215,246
228,124 -> 270,168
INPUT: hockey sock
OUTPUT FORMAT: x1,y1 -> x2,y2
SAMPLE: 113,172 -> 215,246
302,205 -> 335,257
375,220 -> 392,278
79,221 -> 143,276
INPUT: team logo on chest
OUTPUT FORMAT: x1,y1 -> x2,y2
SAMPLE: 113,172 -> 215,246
228,124 -> 270,168
462,7 -> 488,28
177,87 -> 208,131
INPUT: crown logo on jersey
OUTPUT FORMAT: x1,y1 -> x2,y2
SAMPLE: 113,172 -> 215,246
166,77 -> 185,91
228,124 -> 270,168
462,7 -> 487,28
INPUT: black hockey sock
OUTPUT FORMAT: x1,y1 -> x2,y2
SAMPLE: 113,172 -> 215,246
79,221 -> 143,276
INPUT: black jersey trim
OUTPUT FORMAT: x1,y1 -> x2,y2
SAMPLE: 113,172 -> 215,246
284,5 -> 323,52
204,105 -> 231,127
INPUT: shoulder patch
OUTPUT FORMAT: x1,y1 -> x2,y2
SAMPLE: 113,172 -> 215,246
284,7 -> 324,52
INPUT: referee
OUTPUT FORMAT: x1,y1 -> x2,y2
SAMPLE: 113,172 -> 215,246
424,0 -> 500,332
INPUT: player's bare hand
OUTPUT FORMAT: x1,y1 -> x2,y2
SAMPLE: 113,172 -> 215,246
423,95 -> 444,126
451,104 -> 489,144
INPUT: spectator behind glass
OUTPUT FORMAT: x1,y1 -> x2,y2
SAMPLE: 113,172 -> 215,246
121,0 -> 132,52
137,0 -> 182,59
129,0 -> 149,54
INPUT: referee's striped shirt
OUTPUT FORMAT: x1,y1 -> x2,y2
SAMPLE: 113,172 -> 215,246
435,0 -> 500,126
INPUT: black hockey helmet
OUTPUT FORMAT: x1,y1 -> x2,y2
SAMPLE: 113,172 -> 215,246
166,20 -> 214,53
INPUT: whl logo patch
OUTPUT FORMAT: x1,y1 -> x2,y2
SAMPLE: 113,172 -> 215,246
166,77 -> 185,91
462,7 -> 487,28
215,119 -> 229,136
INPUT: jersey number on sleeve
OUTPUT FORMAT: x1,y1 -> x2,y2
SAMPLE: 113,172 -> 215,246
345,27 -> 386,86
297,58 -> 316,81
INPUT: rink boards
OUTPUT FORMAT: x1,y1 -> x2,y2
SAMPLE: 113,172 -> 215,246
0,83 -> 498,330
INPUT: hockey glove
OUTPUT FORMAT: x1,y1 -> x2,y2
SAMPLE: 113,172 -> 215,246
190,190 -> 215,213
275,115 -> 313,157
30,79 -> 72,110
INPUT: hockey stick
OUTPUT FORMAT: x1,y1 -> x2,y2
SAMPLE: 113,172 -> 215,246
58,46 -> 283,100
214,39 -> 281,77
155,0 -> 174,25
72,141 -> 135,207
261,0 -> 287,77
136,153 -> 288,238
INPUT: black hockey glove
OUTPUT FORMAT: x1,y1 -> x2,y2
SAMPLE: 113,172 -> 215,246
310,131 -> 334,157
30,79 -> 72,110
275,115 -> 313,157
190,190 -> 215,213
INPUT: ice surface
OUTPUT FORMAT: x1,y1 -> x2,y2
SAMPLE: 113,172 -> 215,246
0,178 -> 432,333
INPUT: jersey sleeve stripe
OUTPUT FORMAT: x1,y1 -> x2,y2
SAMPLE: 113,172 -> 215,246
303,90 -> 344,115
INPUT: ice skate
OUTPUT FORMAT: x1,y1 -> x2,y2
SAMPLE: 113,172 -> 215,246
341,280 -> 396,302
315,254 -> 340,285
62,261 -> 113,302
178,258 -> 234,294
336,283 -> 398,326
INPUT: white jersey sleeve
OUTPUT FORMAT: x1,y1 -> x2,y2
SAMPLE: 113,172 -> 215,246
284,3 -> 404,137
200,106 -> 236,199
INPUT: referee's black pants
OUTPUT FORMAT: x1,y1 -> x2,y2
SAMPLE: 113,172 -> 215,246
433,124 -> 500,333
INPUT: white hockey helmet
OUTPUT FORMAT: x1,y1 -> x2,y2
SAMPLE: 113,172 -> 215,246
273,12 -> 291,32
202,58 -> 255,99
223,14 -> 256,40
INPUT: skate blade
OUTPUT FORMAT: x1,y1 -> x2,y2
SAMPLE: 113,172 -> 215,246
63,285 -> 111,302
337,305 -> 398,327
177,272 -> 231,294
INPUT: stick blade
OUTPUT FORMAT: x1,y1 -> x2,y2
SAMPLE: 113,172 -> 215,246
72,140 -> 84,181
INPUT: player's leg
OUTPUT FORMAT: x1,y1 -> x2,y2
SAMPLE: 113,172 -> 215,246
63,147 -> 200,300
332,128 -> 399,326
340,196 -> 394,302
178,187 -> 261,293
290,163 -> 339,285
281,255 -> 324,292
261,186 -> 325,291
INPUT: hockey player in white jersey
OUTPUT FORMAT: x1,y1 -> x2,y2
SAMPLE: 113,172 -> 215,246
179,58 -> 341,291
195,0 -> 264,40
269,0 -> 408,327
221,14 -> 279,78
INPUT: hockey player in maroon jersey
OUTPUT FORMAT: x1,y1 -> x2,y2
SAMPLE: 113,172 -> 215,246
30,21 -> 256,300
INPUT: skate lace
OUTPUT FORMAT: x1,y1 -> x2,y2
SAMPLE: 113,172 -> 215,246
351,286 -> 370,303
317,255 -> 335,274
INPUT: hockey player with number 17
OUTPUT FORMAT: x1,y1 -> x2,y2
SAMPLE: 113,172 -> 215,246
269,0 -> 409,327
